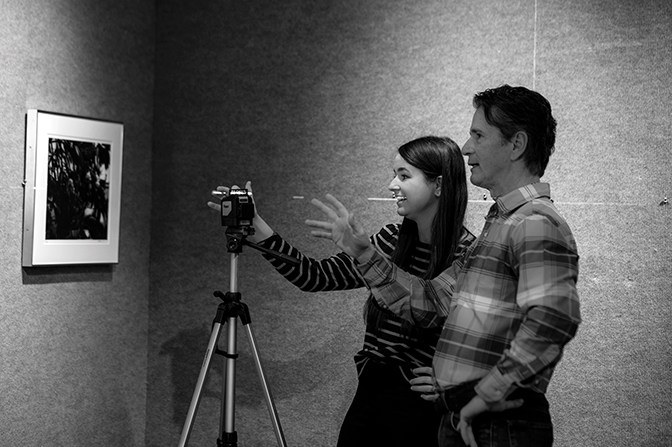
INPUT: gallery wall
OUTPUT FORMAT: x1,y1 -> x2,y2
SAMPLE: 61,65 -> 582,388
150,1 -> 670,447
0,1 -> 154,446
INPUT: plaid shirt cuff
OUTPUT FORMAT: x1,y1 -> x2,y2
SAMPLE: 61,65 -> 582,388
475,366 -> 516,403
355,245 -> 378,265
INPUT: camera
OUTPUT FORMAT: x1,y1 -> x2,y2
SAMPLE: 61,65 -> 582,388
221,189 -> 255,227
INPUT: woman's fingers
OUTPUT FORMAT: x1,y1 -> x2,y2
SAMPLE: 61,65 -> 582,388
409,375 -> 434,387
409,375 -> 437,393
410,383 -> 436,393
310,230 -> 333,240
410,367 -> 439,401
305,219 -> 333,240
410,366 -> 440,400
324,193 -> 349,215
208,182 -> 255,213
305,219 -> 332,231
208,186 -> 228,210
311,194 -> 352,223
310,198 -> 340,221
412,367 -> 434,375
211,186 -> 229,196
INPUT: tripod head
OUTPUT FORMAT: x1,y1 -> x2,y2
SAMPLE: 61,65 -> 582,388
224,226 -> 299,265
224,226 -> 255,253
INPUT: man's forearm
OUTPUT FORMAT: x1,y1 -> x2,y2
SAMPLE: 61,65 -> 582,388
475,304 -> 580,402
356,247 -> 454,327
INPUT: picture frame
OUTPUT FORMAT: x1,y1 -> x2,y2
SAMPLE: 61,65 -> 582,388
22,110 -> 124,267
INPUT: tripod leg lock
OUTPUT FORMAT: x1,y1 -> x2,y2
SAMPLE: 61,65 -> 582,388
216,348 -> 239,359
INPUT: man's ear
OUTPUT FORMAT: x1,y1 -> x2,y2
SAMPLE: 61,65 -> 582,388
434,175 -> 442,197
510,131 -> 528,162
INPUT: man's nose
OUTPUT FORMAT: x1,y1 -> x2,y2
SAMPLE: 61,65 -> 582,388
461,139 -> 473,155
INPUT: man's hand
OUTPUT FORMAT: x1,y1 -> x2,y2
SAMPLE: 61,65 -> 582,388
457,395 -> 525,447
305,194 -> 371,258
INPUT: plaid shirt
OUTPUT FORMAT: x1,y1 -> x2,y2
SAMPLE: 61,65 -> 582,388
356,183 -> 581,403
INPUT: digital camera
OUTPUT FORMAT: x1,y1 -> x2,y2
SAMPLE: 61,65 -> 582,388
221,189 -> 255,227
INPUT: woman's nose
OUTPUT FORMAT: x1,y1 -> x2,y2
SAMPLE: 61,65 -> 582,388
388,178 -> 399,191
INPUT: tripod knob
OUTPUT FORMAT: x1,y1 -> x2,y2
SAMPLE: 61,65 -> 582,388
227,237 -> 241,252
214,291 -> 241,303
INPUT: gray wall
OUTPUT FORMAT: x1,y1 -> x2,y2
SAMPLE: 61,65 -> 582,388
1,1 -> 670,447
0,1 -> 154,446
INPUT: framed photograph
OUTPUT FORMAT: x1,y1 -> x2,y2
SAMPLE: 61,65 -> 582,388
22,110 -> 124,266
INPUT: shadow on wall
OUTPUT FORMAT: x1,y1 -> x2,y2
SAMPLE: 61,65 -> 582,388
160,324 -> 342,426
22,264 -> 114,284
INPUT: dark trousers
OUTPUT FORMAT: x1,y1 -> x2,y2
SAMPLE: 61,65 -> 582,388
435,385 -> 553,447
336,361 -> 440,447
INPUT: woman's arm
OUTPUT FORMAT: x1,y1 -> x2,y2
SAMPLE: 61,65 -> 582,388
208,183 -> 398,293
258,224 -> 399,293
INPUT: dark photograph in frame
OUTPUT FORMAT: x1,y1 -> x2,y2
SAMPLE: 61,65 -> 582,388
22,110 -> 123,266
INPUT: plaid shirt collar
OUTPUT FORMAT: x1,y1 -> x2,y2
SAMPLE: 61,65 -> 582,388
488,183 -> 552,218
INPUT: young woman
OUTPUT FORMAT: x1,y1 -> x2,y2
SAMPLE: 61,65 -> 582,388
208,136 -> 474,447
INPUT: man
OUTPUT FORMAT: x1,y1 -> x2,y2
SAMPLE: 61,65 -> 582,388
307,85 -> 581,447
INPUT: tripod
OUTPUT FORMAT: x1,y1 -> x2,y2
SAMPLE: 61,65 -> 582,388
177,227 -> 299,447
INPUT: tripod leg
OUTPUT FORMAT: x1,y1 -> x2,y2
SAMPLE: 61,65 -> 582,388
242,323 -> 288,447
178,251 -> 288,446
219,316 -> 238,446
178,321 -> 225,447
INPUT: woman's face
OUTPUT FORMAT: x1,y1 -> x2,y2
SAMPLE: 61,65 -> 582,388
388,153 -> 440,223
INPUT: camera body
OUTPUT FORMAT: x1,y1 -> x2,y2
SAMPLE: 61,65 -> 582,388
221,189 -> 255,227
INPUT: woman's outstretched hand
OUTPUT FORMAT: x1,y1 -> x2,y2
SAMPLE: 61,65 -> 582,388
305,194 -> 371,258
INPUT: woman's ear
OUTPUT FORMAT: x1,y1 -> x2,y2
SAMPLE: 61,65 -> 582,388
434,175 -> 442,197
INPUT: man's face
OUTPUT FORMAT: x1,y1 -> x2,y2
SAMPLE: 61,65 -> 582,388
462,107 -> 512,197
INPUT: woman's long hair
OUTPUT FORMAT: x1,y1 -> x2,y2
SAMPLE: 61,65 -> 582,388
391,136 -> 467,279
365,136 -> 468,340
